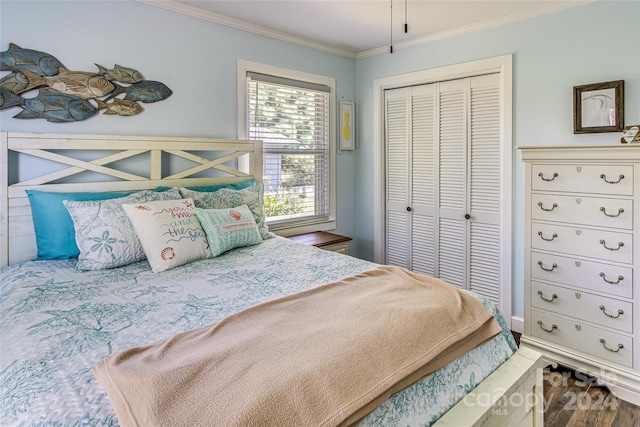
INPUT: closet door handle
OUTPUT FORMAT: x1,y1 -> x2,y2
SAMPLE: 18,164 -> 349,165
464,214 -> 470,220
600,174 -> 624,184
406,207 -> 412,212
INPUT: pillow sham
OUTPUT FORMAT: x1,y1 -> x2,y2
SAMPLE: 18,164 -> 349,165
26,189 -> 132,260
179,184 -> 273,240
194,205 -> 263,256
63,188 -> 181,271
155,178 -> 256,193
122,198 -> 211,273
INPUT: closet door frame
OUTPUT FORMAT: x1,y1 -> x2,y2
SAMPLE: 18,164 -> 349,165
372,54 -> 513,326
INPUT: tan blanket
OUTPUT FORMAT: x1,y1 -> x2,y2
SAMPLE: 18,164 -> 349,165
92,265 -> 502,427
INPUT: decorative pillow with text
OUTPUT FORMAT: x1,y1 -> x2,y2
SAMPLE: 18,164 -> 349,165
122,198 -> 211,272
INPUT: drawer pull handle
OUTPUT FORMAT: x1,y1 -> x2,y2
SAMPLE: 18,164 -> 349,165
538,231 -> 557,241
599,339 -> 623,352
599,240 -> 624,251
537,290 -> 557,302
538,202 -> 558,212
600,207 -> 624,218
537,261 -> 557,272
600,272 -> 624,284
538,172 -> 558,181
537,320 -> 557,333
600,174 -> 624,184
599,305 -> 624,318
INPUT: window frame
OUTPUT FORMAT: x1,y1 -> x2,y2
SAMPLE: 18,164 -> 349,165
237,59 -> 336,236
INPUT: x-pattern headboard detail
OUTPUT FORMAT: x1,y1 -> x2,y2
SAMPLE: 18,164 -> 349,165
0,132 -> 263,267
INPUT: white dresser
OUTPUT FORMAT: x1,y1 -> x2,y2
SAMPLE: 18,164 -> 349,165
519,145 -> 640,404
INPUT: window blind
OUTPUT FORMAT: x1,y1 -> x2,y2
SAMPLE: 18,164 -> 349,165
247,72 -> 331,226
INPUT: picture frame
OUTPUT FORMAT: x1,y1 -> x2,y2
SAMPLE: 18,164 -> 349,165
339,100 -> 355,151
573,80 -> 624,134
621,125 -> 640,144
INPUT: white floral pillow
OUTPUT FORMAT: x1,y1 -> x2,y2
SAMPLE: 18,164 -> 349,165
194,205 -> 263,256
122,198 -> 211,272
179,184 -> 273,240
63,189 -> 181,271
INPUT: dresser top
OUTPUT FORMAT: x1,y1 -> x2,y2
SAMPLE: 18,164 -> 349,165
518,144 -> 640,161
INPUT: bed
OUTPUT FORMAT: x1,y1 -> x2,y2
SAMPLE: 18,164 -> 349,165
0,132 -> 543,427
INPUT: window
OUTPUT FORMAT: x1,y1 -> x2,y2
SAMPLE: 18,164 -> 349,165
238,61 -> 336,234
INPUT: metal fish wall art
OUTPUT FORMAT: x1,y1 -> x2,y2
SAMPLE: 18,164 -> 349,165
0,43 -> 172,122
95,64 -> 143,84
107,80 -> 173,103
0,72 -> 30,94
95,98 -> 143,116
20,68 -> 115,99
0,43 -> 65,76
0,88 -> 98,122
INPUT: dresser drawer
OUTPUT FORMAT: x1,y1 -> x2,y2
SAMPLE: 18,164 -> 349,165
531,252 -> 633,298
531,281 -> 633,333
532,164 -> 634,195
532,194 -> 633,230
532,223 -> 633,264
530,309 -> 633,368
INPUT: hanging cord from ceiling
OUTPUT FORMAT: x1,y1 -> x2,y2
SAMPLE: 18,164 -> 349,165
391,0 -> 408,54
390,0 -> 393,53
405,0 -> 408,33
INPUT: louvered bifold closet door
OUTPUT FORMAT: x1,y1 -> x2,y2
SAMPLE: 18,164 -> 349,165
384,87 -> 411,268
468,73 -> 501,306
438,79 -> 468,288
410,84 -> 437,276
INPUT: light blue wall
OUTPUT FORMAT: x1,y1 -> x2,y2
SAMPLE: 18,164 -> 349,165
0,0 -> 357,238
354,0 -> 640,318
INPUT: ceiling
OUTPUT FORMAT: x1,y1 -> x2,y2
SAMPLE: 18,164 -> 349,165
138,0 -> 592,58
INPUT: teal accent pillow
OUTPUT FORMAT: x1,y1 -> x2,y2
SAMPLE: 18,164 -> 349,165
155,178 -> 256,193
195,205 -> 263,256
26,189 -> 132,260
180,184 -> 273,240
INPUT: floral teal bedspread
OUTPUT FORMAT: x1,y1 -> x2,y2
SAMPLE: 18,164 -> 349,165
1,237 -> 517,426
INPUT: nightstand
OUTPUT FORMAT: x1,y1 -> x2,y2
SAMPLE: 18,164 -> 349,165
288,231 -> 352,254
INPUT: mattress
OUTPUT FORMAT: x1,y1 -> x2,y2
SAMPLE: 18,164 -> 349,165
0,237 -> 517,426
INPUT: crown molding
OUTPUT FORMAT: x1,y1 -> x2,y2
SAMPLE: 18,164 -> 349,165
134,0 -> 358,59
136,0 -> 594,61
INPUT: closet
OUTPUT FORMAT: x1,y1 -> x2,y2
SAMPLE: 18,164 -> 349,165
384,73 -> 503,306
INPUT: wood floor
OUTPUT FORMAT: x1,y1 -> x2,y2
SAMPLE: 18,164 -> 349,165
512,331 -> 640,426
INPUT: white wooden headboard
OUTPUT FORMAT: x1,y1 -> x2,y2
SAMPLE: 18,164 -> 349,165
0,132 -> 263,267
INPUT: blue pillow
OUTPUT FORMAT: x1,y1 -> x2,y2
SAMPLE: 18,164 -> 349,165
155,178 -> 256,193
26,190 -> 132,260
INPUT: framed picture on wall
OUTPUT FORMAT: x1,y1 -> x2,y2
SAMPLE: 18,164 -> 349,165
339,100 -> 355,151
573,80 -> 624,134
